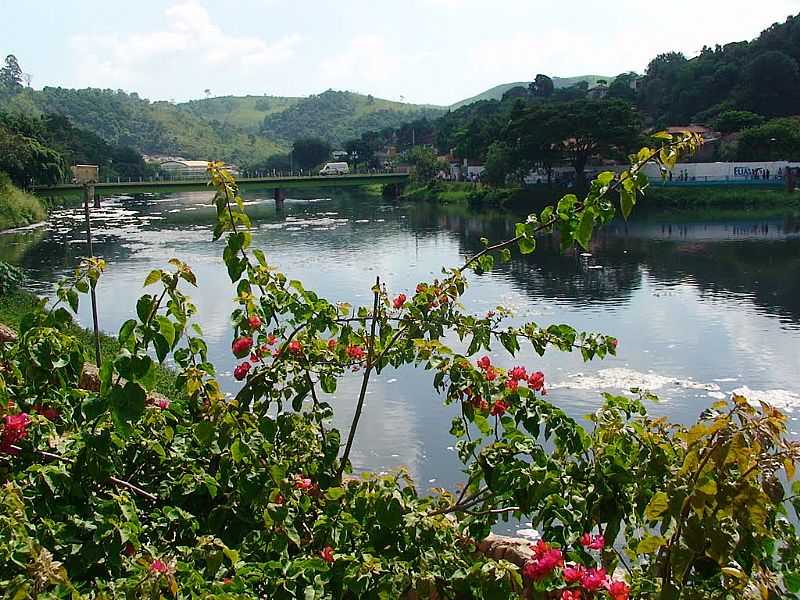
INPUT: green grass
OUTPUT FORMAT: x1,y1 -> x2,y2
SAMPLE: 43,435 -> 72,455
0,288 -> 177,397
0,174 -> 47,231
644,186 -> 800,209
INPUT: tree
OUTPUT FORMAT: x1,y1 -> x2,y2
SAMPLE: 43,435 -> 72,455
406,146 -> 440,183
0,54 -> 23,92
482,141 -> 518,186
737,117 -> 800,161
529,74 -> 554,98
291,137 -> 331,170
711,110 -> 765,133
607,72 -> 638,102
739,50 -> 800,116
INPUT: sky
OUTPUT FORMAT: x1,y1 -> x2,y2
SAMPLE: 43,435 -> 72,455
2,0 -> 799,106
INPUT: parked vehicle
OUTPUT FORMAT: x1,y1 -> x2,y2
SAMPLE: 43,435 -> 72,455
319,162 -> 350,176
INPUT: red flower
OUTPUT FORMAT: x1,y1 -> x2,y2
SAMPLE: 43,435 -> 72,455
231,336 -> 253,358
1,413 -> 30,454
505,379 -> 519,392
154,397 -> 170,410
563,565 -> 584,584
416,283 -> 426,294
491,399 -> 509,416
34,405 -> 59,421
233,362 -> 251,381
266,335 -> 277,345
247,315 -> 262,330
580,533 -> 605,550
528,371 -> 545,391
485,366 -> 497,381
288,340 -> 302,355
274,494 -> 285,505
320,546 -> 335,564
561,590 -> 582,600
610,338 -> 618,349
606,580 -> 630,600
522,548 -> 563,581
486,310 -> 496,318
328,338 -> 337,350
346,345 -> 366,360
222,578 -> 232,585
509,366 -> 528,381
393,294 -> 407,309
294,476 -> 313,491
476,356 -> 491,370
149,559 -> 169,574
530,540 -> 552,558
478,399 -> 489,412
122,542 -> 135,557
580,567 -> 608,592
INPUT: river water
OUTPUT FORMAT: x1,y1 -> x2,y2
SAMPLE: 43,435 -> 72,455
2,187 -> 800,527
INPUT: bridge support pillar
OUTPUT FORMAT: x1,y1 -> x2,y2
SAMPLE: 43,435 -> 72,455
274,188 -> 286,210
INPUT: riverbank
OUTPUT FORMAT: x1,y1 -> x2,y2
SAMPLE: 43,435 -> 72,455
0,287 -> 177,397
403,180 -> 800,212
0,173 -> 47,231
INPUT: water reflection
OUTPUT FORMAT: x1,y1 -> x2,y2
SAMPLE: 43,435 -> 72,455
3,188 -> 800,520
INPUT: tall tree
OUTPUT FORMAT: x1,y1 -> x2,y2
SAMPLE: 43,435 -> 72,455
291,137 -> 331,170
739,51 -> 800,117
0,54 -> 23,92
529,74 -> 554,98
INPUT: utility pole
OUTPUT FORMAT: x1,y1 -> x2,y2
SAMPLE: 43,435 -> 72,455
71,165 -> 102,367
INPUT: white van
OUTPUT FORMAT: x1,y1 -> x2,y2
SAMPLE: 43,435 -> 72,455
319,162 -> 350,176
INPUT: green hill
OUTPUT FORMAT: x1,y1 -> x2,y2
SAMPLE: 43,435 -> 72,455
177,95 -> 302,132
258,90 -> 445,147
451,75 -> 613,109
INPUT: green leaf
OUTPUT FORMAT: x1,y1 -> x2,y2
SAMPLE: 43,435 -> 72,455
325,487 -> 346,501
110,382 -> 146,435
644,491 -> 669,521
575,210 -> 594,250
637,534 -> 666,554
231,440 -> 245,463
518,237 -> 536,255
144,270 -> 161,287
194,421 -> 214,444
157,316 -> 176,348
620,187 -> 636,220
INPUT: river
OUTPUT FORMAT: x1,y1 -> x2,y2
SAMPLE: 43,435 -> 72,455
2,187 -> 800,532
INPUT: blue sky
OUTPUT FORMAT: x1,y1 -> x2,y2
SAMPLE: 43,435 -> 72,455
2,0 -> 798,105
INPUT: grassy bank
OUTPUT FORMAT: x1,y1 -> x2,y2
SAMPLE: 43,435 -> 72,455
402,181 -> 531,205
0,288 -> 177,397
0,173 -> 47,231
644,186 -> 800,209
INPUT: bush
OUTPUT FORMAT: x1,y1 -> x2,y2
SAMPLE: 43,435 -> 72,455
0,260 -> 24,294
0,171 -> 47,230
3,132 -> 799,599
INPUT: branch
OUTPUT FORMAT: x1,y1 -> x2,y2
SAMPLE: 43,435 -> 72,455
10,445 -> 157,502
338,277 -> 381,478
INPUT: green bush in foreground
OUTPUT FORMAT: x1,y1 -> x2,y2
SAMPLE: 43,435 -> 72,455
2,132 -> 800,599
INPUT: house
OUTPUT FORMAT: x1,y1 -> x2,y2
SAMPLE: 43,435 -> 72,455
331,150 -> 349,161
664,125 -> 721,162
158,159 -> 240,178
587,82 -> 609,99
373,146 -> 398,167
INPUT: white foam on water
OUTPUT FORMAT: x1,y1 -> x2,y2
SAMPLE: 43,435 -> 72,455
551,368 -> 720,392
731,386 -> 800,413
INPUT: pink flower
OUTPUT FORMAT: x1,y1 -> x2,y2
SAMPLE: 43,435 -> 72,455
393,294 -> 407,309
530,540 -> 552,557
328,339 -> 337,350
563,565 -> 584,584
485,367 -> 497,381
346,345 -> 366,360
522,548 -> 563,581
610,338 -> 618,349
149,559 -> 169,575
247,315 -> 262,330
580,567 -> 607,592
294,476 -> 313,491
509,366 -> 528,381
222,578 -> 232,585
34,405 -> 59,421
288,340 -> 302,355
274,494 -> 285,505
528,371 -> 545,391
491,400 -> 509,416
1,413 -> 30,454
580,533 -> 605,550
486,311 -> 496,318
606,580 -> 631,600
477,356 -> 491,370
233,362 -> 251,381
231,336 -> 253,358
154,397 -> 170,410
320,546 -> 335,564
505,379 -> 519,392
561,591 -> 582,600
266,335 -> 277,345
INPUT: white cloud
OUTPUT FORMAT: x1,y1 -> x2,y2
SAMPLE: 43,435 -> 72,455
67,0 -> 303,99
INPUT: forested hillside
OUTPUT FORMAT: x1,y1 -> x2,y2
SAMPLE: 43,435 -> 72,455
450,75 -> 612,109
259,90 -> 444,146
177,95 -> 301,132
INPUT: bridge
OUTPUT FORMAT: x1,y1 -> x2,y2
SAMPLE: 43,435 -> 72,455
33,173 -> 410,203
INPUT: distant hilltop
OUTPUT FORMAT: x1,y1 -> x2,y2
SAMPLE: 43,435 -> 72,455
450,76 -> 613,110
